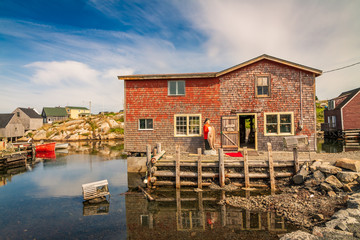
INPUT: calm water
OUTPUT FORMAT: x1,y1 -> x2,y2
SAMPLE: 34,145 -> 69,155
0,141 -> 294,240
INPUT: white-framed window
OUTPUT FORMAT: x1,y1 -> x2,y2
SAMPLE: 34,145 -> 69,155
264,112 -> 294,136
328,116 -> 336,128
168,80 -> 185,96
328,100 -> 335,110
139,119 -> 153,130
255,75 -> 270,97
174,114 -> 201,137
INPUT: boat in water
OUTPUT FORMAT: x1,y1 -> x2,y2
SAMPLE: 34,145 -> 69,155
55,143 -> 69,149
35,142 -> 56,152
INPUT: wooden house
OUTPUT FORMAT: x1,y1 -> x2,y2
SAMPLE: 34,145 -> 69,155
65,106 -> 90,119
41,107 -> 68,123
323,87 -> 360,137
12,107 -> 43,131
0,114 -> 25,141
118,54 -> 322,153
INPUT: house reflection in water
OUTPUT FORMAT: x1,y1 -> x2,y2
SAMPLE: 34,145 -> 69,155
125,189 -> 289,239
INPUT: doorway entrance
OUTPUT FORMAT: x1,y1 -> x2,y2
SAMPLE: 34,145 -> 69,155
238,114 -> 257,150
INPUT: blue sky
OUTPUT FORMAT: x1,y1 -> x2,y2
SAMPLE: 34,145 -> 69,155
0,0 -> 359,114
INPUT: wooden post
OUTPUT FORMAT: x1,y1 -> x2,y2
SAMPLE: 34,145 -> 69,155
243,147 -> 250,188
176,189 -> 182,230
219,148 -> 225,187
221,190 -> 226,227
293,147 -> 299,173
197,148 -> 202,189
156,143 -> 162,153
267,142 -> 275,191
176,145 -> 180,189
146,144 -> 152,188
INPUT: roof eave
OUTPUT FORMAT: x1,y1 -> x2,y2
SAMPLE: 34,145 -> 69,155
118,73 -> 216,81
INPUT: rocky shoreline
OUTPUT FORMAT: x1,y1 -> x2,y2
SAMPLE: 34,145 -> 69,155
219,155 -> 360,239
21,113 -> 124,142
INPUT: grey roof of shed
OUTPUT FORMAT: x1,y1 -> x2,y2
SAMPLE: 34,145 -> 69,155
19,108 -> 42,119
0,114 -> 15,128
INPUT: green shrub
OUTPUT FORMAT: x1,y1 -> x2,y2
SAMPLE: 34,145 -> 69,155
109,127 -> 124,134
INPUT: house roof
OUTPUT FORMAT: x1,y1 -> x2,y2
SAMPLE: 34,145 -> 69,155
118,54 -> 322,81
334,87 -> 360,110
42,107 -> 68,117
19,108 -> 42,119
65,106 -> 89,110
0,114 -> 15,128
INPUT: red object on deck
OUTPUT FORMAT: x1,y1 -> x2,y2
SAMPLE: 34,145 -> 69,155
35,142 -> 56,152
225,152 -> 243,157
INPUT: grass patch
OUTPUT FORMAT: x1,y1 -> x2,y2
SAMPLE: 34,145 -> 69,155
109,127 -> 124,134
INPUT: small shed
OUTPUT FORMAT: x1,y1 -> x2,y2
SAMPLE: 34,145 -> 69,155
41,107 -> 68,123
0,114 -> 25,141
12,107 -> 43,131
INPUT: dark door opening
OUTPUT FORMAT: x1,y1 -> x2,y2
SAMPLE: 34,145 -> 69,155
239,115 -> 256,149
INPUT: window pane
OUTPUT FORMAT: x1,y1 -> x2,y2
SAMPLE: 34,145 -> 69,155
176,116 -> 187,135
189,116 -> 200,135
257,86 -> 263,95
280,124 -> 291,133
169,81 -> 176,95
266,115 -> 277,124
266,124 -> 277,133
139,119 -> 145,129
177,81 -> 185,95
262,86 -> 269,96
146,119 -> 153,129
280,114 -> 291,123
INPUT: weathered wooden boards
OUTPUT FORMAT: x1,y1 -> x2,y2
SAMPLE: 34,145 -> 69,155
82,180 -> 110,201
148,142 -> 306,189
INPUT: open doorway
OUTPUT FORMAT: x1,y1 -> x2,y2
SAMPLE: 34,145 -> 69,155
238,114 -> 257,150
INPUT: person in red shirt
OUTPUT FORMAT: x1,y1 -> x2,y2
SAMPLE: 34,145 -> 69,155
203,118 -> 211,150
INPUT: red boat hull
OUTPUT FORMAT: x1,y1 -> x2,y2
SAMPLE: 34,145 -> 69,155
36,151 -> 56,159
35,142 -> 56,152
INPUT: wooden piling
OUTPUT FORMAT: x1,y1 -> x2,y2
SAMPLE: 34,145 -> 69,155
219,148 -> 225,187
176,145 -> 180,189
197,148 -> 202,189
243,147 -> 250,188
293,147 -> 299,173
146,144 -> 152,188
267,142 -> 275,191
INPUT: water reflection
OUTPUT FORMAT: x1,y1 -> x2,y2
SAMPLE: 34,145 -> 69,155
83,200 -> 110,216
317,138 -> 360,153
125,189 -> 291,240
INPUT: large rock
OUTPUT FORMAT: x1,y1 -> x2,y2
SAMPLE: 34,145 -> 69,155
335,158 -> 360,172
313,170 -> 325,181
320,182 -> 333,192
312,226 -> 353,238
325,175 -> 343,189
310,160 -> 326,172
337,171 -> 359,183
280,230 -> 318,240
318,165 -> 342,174
33,130 -> 46,140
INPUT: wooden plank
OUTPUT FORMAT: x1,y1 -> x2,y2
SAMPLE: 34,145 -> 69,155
176,145 -> 180,189
154,170 -> 292,178
219,148 -> 225,187
293,148 -> 299,173
244,147 -> 250,188
156,161 -> 298,168
197,148 -> 202,189
222,133 -> 237,146
267,142 -> 275,191
157,143 -> 162,153
176,189 -> 182,230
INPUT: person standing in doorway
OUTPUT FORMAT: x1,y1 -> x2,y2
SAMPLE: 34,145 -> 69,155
203,118 -> 215,150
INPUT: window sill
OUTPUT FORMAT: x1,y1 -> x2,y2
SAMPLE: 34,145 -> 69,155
138,129 -> 153,131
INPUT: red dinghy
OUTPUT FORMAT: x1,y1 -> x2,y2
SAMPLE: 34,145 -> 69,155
35,142 -> 56,152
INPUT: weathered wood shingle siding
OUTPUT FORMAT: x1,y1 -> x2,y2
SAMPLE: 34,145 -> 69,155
342,91 -> 360,130
125,78 -> 220,153
219,60 -> 317,150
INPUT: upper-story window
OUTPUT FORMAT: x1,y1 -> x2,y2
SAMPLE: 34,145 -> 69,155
139,119 -> 153,130
255,75 -> 270,97
328,100 -> 335,110
16,112 -> 20,117
168,81 -> 185,96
